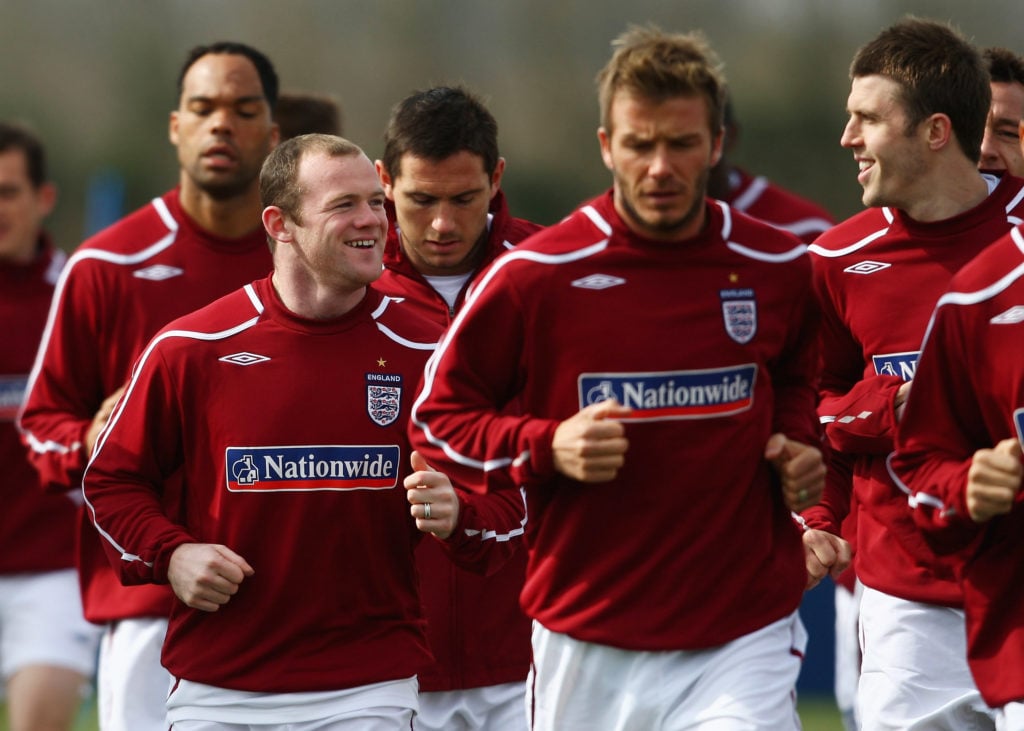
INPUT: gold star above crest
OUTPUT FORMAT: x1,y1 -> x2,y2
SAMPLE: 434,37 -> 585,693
377,357 -> 387,367
729,272 -> 739,283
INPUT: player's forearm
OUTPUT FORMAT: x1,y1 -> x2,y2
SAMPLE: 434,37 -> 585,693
86,479 -> 195,585
819,375 -> 904,455
890,447 -> 982,554
800,497 -> 846,536
411,394 -> 560,489
20,412 -> 92,492
441,486 -> 528,575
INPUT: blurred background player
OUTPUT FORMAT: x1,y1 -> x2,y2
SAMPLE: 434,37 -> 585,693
705,89 -> 856,729
375,85 -> 540,730
707,94 -> 835,244
18,42 -> 279,731
978,46 -> 1024,178
274,90 -> 343,140
803,18 -> 1024,730
0,122 -> 101,731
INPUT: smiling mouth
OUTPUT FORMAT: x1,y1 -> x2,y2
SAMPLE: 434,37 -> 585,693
346,239 -> 376,249
854,160 -> 876,187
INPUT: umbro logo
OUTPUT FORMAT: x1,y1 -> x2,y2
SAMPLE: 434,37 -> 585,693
843,261 -> 891,275
571,274 -> 626,290
219,352 -> 271,366
133,264 -> 184,281
991,306 -> 1024,324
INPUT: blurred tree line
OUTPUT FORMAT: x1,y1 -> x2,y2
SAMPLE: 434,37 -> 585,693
2,0 -> 1020,249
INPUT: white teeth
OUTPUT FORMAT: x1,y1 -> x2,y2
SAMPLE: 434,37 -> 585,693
346,239 -> 375,248
858,161 -> 872,171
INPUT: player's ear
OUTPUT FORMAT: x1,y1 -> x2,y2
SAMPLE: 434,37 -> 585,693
375,160 -> 395,200
490,157 -> 506,196
598,127 -> 613,171
262,206 -> 293,245
710,126 -> 725,168
36,181 -> 57,217
924,113 -> 953,152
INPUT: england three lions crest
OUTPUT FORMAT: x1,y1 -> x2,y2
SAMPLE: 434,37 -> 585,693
366,373 -> 403,426
720,288 -> 757,344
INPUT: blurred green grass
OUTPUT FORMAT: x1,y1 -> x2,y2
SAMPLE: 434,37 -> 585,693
799,694 -> 847,730
1,694 -> 846,730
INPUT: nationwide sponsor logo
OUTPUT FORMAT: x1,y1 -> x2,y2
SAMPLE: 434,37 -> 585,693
872,351 -> 919,381
579,364 -> 757,421
226,445 -> 400,492
219,352 -> 271,366
571,274 -> 626,290
366,373 -> 402,426
133,264 -> 184,281
991,306 -> 1024,325
0,375 -> 28,421
720,288 -> 757,344
843,260 -> 891,275
1015,408 -> 1024,447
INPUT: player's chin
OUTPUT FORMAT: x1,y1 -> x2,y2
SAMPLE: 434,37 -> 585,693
355,265 -> 384,286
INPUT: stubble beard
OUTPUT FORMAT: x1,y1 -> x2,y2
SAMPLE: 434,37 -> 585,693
192,167 -> 258,201
615,167 -> 710,240
862,139 -> 929,212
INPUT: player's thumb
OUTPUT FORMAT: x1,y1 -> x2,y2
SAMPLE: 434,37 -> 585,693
409,450 -> 435,473
590,398 -> 632,421
764,432 -> 789,462
995,437 -> 1024,461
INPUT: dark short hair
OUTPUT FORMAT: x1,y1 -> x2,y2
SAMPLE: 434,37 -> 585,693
850,17 -> 989,163
596,24 -> 727,137
275,91 -> 343,140
177,41 -> 279,110
381,86 -> 499,180
984,47 -> 1024,86
0,121 -> 47,188
260,133 -> 362,223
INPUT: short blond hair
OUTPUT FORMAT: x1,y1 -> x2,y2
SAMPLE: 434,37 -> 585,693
596,25 -> 727,135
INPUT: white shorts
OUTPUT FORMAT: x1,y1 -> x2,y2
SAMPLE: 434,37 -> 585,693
528,612 -> 806,731
858,586 -> 995,730
997,702 -> 1024,731
416,682 -> 527,731
834,580 -> 863,730
98,617 -> 172,731
0,569 -> 101,678
171,709 -> 413,731
168,675 -> 417,729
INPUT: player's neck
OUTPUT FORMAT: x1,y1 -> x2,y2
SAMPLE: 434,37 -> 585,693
178,182 -> 264,239
271,269 -> 367,321
902,158 -> 989,223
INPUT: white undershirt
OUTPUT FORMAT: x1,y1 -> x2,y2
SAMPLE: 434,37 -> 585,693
395,212 -> 497,310
423,272 -> 473,310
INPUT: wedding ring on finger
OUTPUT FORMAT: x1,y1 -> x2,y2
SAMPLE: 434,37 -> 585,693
423,503 -> 432,520
798,488 -> 808,502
